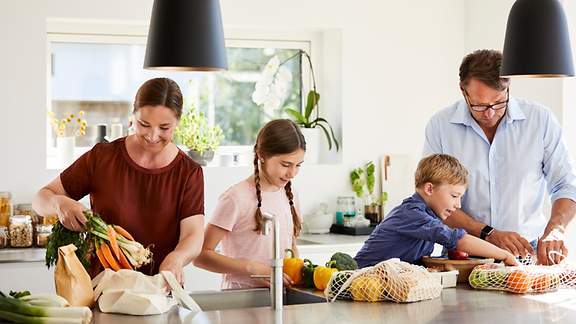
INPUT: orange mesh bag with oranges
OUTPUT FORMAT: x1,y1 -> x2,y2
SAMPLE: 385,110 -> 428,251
325,258 -> 442,303
469,257 -> 576,294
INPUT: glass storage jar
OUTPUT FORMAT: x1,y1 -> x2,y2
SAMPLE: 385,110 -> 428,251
0,192 -> 12,227
0,226 -> 7,248
35,224 -> 52,247
9,215 -> 33,247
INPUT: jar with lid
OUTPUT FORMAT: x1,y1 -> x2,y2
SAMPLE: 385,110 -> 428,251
335,196 -> 356,226
35,224 -> 52,247
14,203 -> 37,218
9,215 -> 33,247
0,192 -> 12,227
0,226 -> 7,248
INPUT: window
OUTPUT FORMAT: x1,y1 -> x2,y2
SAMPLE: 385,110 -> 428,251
47,29 -> 312,167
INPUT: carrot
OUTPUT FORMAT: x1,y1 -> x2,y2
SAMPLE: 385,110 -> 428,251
107,225 -> 121,260
101,242 -> 121,271
113,225 -> 135,241
95,243 -> 110,269
117,249 -> 133,270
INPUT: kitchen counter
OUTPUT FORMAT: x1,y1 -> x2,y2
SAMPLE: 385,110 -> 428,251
0,248 -> 46,263
91,285 -> 576,324
0,233 -> 368,264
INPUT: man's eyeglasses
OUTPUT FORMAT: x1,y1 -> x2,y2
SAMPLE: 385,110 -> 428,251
462,87 -> 509,112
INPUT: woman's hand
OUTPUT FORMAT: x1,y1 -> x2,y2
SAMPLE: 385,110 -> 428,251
159,252 -> 186,286
53,196 -> 87,231
247,260 -> 294,287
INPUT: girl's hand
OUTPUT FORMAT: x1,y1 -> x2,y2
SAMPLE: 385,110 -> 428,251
247,260 -> 294,287
54,196 -> 87,231
159,252 -> 186,286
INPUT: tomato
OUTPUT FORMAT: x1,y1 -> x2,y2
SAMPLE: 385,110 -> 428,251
448,250 -> 469,260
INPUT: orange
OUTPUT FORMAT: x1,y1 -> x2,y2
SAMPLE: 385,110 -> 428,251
531,274 -> 551,292
507,270 -> 531,293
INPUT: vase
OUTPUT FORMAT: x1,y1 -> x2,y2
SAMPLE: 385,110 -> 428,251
300,128 -> 321,164
56,136 -> 75,168
187,150 -> 215,166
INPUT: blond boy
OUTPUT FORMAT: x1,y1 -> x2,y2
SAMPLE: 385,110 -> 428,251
355,154 -> 517,267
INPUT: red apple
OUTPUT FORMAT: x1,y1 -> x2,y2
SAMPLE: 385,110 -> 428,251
448,250 -> 469,260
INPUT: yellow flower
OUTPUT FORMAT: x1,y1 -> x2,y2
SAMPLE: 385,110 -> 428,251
79,111 -> 85,117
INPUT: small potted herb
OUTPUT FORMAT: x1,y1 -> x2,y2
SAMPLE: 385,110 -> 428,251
174,107 -> 224,166
350,161 -> 388,225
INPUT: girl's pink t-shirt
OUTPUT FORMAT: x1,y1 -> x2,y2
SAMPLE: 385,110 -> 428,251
209,178 -> 301,289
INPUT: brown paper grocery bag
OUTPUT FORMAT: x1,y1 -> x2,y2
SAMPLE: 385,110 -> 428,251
55,244 -> 94,307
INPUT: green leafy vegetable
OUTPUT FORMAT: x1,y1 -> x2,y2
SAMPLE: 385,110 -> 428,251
45,219 -> 90,269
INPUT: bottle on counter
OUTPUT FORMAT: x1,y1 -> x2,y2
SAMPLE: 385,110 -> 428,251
9,215 -> 33,247
95,124 -> 109,143
336,196 -> 356,226
0,226 -> 7,248
0,192 -> 12,227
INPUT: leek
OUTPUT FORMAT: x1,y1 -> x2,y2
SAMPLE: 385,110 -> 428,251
0,292 -> 91,324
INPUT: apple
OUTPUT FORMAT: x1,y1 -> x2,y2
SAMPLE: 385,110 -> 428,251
448,250 -> 469,260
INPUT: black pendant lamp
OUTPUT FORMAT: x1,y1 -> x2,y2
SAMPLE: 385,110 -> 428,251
144,0 -> 228,71
501,0 -> 574,77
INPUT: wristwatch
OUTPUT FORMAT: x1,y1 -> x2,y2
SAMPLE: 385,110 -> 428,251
480,225 -> 495,240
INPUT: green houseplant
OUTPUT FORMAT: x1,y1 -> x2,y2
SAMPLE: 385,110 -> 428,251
174,106 -> 224,166
252,50 -> 339,157
350,161 -> 388,225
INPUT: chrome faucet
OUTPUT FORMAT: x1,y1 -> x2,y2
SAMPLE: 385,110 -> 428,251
262,212 -> 283,310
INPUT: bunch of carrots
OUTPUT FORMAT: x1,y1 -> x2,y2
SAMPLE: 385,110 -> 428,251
46,210 -> 152,271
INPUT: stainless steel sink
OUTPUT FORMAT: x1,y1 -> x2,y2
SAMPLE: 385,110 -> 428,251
296,238 -> 320,245
189,288 -> 326,311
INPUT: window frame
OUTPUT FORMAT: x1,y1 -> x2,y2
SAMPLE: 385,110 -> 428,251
46,21 -> 320,167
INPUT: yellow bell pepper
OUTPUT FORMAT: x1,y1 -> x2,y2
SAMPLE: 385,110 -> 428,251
283,249 -> 304,285
313,260 -> 338,291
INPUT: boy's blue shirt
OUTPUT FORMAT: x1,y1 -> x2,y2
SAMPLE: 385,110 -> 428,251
354,192 -> 466,268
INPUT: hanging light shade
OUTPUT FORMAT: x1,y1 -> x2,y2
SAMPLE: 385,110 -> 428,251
501,0 -> 574,77
144,0 -> 228,71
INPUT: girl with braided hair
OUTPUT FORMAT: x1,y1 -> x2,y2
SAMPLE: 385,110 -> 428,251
195,119 -> 306,289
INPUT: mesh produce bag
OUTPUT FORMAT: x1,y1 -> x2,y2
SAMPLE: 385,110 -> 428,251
469,257 -> 576,294
325,258 -> 442,303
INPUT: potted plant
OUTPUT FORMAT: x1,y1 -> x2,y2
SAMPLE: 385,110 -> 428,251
252,50 -> 339,164
174,106 -> 224,166
350,161 -> 388,226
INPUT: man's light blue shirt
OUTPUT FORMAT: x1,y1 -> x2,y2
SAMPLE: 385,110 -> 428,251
423,97 -> 576,241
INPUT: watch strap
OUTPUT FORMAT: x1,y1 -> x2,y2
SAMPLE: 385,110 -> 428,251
480,225 -> 495,240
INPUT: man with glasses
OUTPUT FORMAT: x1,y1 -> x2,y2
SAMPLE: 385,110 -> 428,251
423,49 -> 576,265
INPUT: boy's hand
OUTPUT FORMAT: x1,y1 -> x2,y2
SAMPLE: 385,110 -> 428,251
502,250 -> 519,266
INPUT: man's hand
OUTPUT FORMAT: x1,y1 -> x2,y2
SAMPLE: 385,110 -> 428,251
537,228 -> 568,265
486,230 -> 534,257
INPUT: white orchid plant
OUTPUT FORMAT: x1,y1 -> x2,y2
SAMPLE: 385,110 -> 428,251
252,50 -> 339,151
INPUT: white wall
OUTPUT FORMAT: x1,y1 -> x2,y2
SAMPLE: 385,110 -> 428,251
0,0 -> 466,219
2,0 -> 575,262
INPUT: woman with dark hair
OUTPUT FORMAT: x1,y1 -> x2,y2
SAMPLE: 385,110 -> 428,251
33,78 -> 204,283
194,119 -> 306,289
